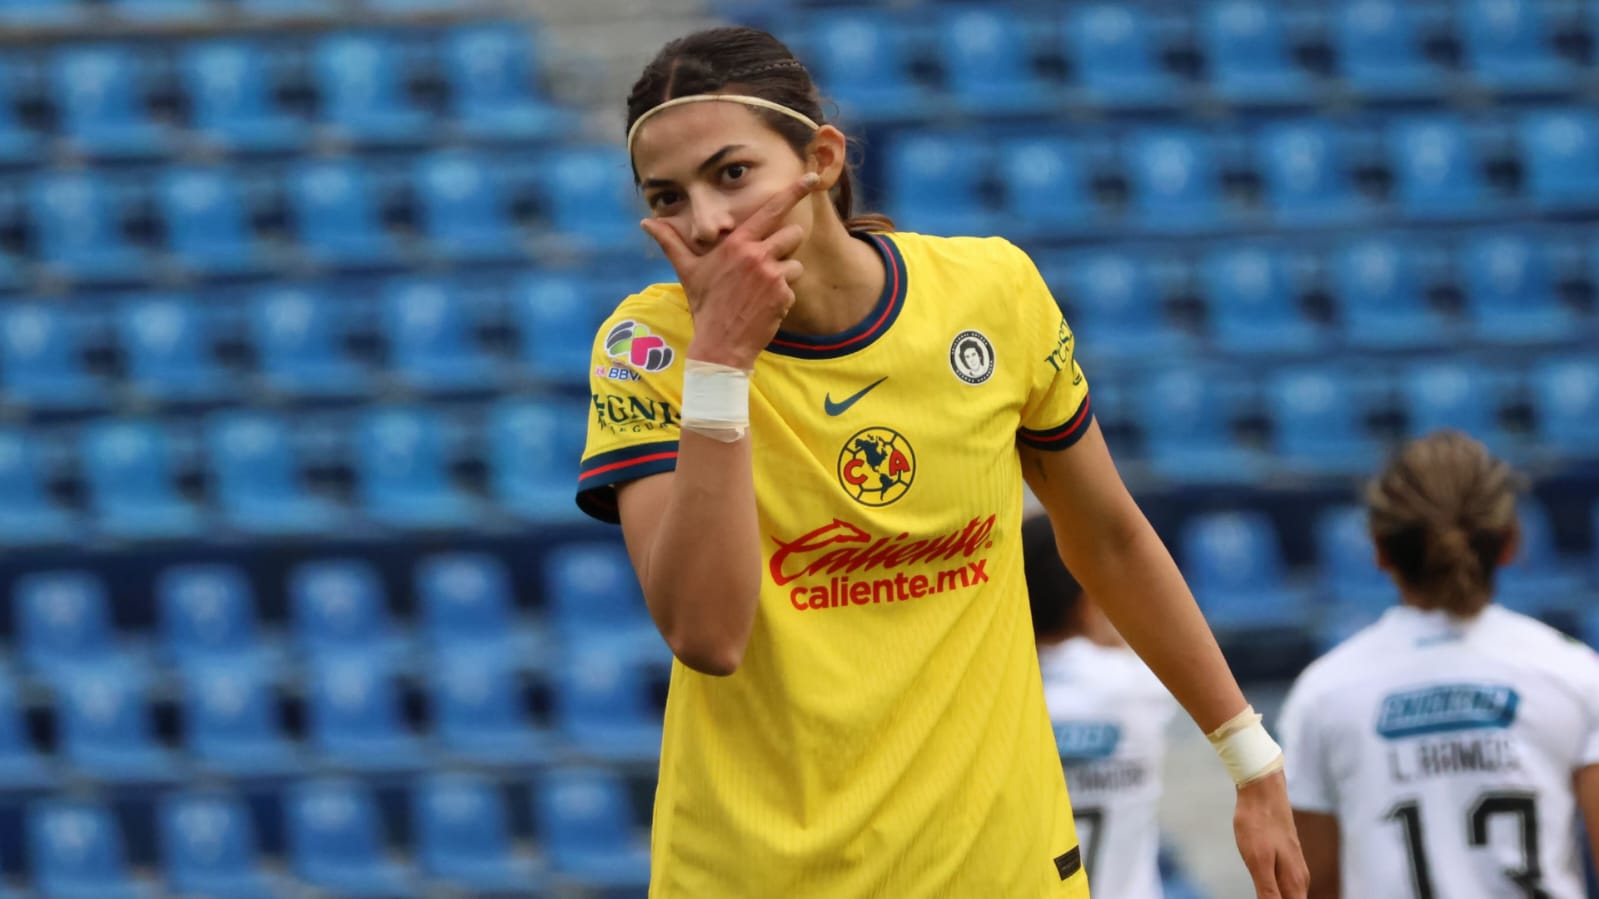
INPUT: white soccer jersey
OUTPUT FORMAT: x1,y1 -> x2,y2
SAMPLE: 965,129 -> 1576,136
1281,605 -> 1599,899
1041,638 -> 1177,899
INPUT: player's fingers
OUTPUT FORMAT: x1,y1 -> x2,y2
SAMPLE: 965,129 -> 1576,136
739,172 -> 820,241
763,223 -> 806,260
639,218 -> 695,275
778,259 -> 804,284
1278,851 -> 1310,899
1242,848 -> 1282,899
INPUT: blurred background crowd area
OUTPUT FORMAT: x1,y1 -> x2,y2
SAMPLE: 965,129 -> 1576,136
0,0 -> 1592,895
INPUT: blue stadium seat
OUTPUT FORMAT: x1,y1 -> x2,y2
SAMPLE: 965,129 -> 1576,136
288,778 -> 418,897
1062,4 -> 1180,107
286,159 -> 400,267
936,6 -> 1056,116
1314,505 -> 1399,628
1332,0 -> 1448,98
1460,0 -> 1573,92
886,132 -> 995,237
29,799 -> 154,899
0,672 -> 51,789
417,552 -> 540,660
57,667 -> 179,782
510,272 -> 605,386
1530,357 -> 1599,457
0,303 -> 105,412
1197,243 -> 1323,355
157,167 -> 269,276
0,59 -> 40,163
1327,237 -> 1452,351
160,792 -> 281,899
1519,108 -> 1599,211
290,559 -> 407,663
1497,501 -> 1586,617
800,11 -> 933,122
1257,121 -> 1365,226
0,0 -> 81,25
306,658 -> 427,771
0,429 -> 74,545
543,541 -> 661,652
442,23 -> 570,142
180,665 -> 300,778
180,39 -> 307,153
311,32 -> 430,145
1135,367 -> 1261,483
413,151 -> 522,261
27,172 -> 148,282
431,652 -> 548,765
1179,510 -> 1312,634
247,285 -> 372,399
15,570 -> 131,680
996,136 -> 1098,238
1039,249 -> 1187,363
109,0 -> 208,22
1198,0 -> 1314,104
81,419 -> 203,539
532,767 -> 651,890
49,45 -> 168,158
381,276 -> 498,392
1125,129 -> 1225,233
1457,229 -> 1574,344
414,772 -> 543,894
1398,361 -> 1511,450
541,146 -> 639,255
1387,115 -> 1489,221
235,0 -> 326,16
354,405 -> 478,529
156,563 -> 277,672
115,294 -> 236,403
205,409 -> 342,536
554,646 -> 663,762
1266,366 -> 1383,477
486,396 -> 589,523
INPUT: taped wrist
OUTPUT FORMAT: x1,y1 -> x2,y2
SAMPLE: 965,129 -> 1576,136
1207,705 -> 1285,787
681,359 -> 751,443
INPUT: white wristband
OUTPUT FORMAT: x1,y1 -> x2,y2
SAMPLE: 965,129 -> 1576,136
1207,705 -> 1285,787
681,359 -> 751,443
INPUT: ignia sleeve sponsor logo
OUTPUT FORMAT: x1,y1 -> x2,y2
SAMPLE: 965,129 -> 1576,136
769,515 -> 997,611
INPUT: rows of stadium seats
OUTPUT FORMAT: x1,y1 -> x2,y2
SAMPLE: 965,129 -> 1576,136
730,0 -> 1599,122
0,24 -> 573,162
886,109 -> 1599,238
0,0 -> 487,25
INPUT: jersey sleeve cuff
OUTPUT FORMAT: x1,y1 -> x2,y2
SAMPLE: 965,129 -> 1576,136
1018,394 -> 1093,451
575,440 -> 679,523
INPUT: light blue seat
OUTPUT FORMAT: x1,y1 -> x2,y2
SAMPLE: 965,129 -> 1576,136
1135,367 -> 1261,483
1328,237 -> 1452,351
1460,0 -> 1573,92
442,23 -> 570,142
511,272 -> 605,386
180,664 -> 300,778
543,541 -> 662,653
1519,108 -> 1599,211
1266,366 -> 1384,477
160,791 -> 283,899
997,136 -> 1098,238
81,419 -> 203,539
157,167 -> 269,276
532,767 -> 651,890
554,645 -> 663,762
27,172 -> 148,282
541,146 -> 638,254
30,799 -> 155,899
312,32 -> 431,145
286,159 -> 401,267
417,552 -> 540,661
1125,128 -> 1226,233
800,11 -> 934,122
1037,249 -> 1186,363
115,294 -> 236,403
886,132 -> 996,237
1180,510 -> 1313,634
234,0 -> 326,16
1197,243 -> 1323,355
1399,361 -> 1513,451
205,409 -> 343,536
109,0 -> 208,22
1314,505 -> 1400,650
0,302 -> 105,411
248,285 -> 372,399
1332,0 -> 1448,98
487,397 -> 589,524
413,150 -> 523,261
15,570 -> 130,680
0,0 -> 82,24
290,558 -> 408,664
1198,0 -> 1314,104
288,778 -> 418,897
354,405 -> 479,529
1457,229 -> 1574,344
0,427 -> 75,545
0,672 -> 52,789
414,772 -> 544,894
1530,357 -> 1599,456
57,666 -> 180,783
1387,115 -> 1489,221
1257,121 -> 1366,226
1063,3 -> 1180,107
157,563 -> 279,672
306,657 -> 427,771
50,45 -> 169,158
430,651 -> 549,766
180,39 -> 308,153
0,59 -> 41,163
382,276 -> 499,392
1497,501 -> 1585,617
937,6 -> 1057,116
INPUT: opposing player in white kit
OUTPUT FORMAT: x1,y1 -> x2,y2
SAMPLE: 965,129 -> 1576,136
1280,430 -> 1599,899
1026,513 -> 1178,899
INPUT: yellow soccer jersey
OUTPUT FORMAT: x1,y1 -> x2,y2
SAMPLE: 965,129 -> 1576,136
577,232 -> 1093,899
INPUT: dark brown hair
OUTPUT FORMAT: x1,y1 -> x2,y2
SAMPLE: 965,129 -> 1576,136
625,26 -> 893,234
1365,430 -> 1522,617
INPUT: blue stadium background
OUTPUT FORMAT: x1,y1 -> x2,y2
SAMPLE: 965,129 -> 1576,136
0,0 -> 1593,895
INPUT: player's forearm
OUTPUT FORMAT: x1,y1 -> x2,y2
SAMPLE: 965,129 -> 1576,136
1062,517 -> 1248,734
642,431 -> 763,675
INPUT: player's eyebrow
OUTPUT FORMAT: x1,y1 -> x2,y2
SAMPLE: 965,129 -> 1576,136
641,145 -> 747,190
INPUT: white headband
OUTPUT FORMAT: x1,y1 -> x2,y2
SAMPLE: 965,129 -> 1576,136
627,94 -> 821,156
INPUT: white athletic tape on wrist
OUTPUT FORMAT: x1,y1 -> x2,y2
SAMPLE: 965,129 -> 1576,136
681,359 -> 751,442
1207,705 -> 1285,787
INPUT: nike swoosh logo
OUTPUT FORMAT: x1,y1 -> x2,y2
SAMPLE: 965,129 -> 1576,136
824,377 -> 887,416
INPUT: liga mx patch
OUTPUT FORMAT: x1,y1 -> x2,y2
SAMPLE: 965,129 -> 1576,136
1053,846 -> 1081,880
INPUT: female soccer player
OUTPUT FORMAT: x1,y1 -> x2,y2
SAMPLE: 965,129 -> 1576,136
1025,512 -> 1178,898
576,25 -> 1306,898
1280,430 -> 1599,898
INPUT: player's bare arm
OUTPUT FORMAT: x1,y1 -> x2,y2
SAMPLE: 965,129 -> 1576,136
1579,764 -> 1599,869
1292,810 -> 1340,899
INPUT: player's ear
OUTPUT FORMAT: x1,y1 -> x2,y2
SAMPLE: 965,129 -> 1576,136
807,125 -> 848,192
1372,543 -> 1393,573
1495,525 -> 1520,567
